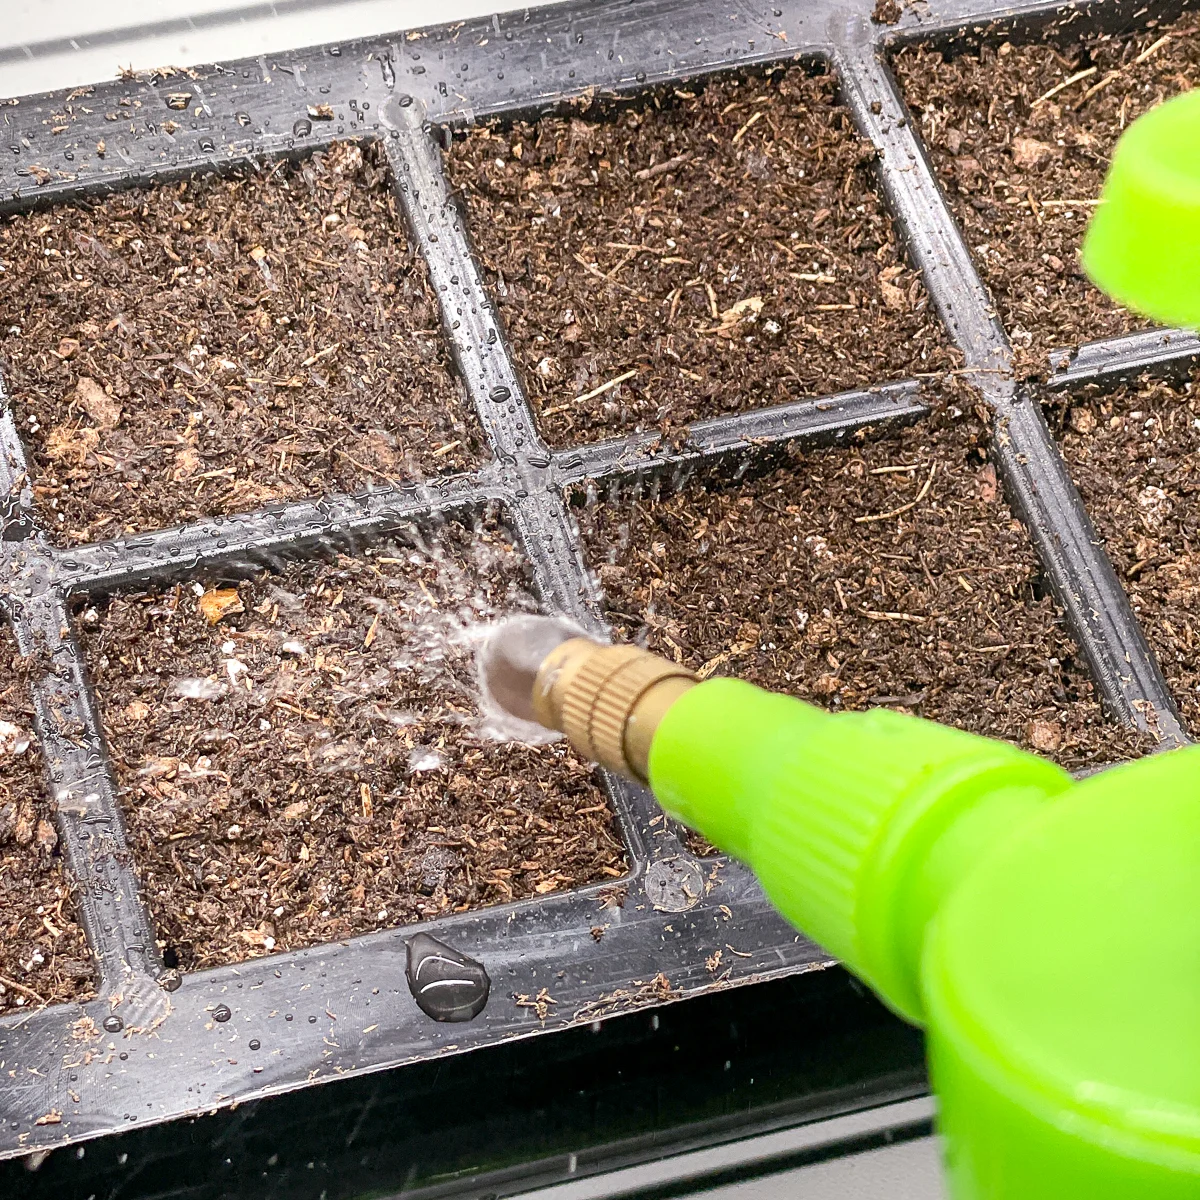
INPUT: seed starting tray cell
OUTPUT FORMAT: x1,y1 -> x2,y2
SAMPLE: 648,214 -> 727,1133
0,627 -> 94,1015
894,11 -> 1200,377
0,142 -> 481,545
1051,374 -> 1200,735
579,408 -> 1150,772
77,519 -> 625,973
0,0 -> 1194,1163
446,65 -> 958,446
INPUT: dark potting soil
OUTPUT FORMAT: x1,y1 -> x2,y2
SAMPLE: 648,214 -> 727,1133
1050,373 -> 1200,735
895,14 -> 1200,379
76,520 -> 624,972
0,631 -> 94,1013
0,142 -> 481,546
446,65 -> 959,447
579,405 -> 1153,773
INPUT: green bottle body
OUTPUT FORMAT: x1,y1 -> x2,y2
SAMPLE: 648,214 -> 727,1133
648,679 -> 1200,1199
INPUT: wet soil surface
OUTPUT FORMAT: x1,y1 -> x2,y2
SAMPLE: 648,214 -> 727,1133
1050,374 -> 1200,734
0,142 -> 481,546
896,14 -> 1200,378
580,406 -> 1152,772
77,521 -> 624,972
447,66 -> 958,447
0,631 -> 93,1013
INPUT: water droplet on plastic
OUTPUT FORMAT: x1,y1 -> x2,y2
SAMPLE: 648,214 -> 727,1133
329,45 -> 342,56
249,1038 -> 261,1050
308,1014 -> 318,1023
489,385 -> 511,402
635,71 -> 647,83
235,111 -> 251,127
293,118 -> 312,137
103,1015 -> 123,1033
198,137 -> 215,153
398,94 -> 414,107
213,1004 -> 232,1022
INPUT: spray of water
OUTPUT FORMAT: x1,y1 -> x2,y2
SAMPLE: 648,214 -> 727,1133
472,614 -> 593,745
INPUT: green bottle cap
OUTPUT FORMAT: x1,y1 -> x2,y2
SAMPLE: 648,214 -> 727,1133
1082,89 -> 1200,329
648,679 -> 1200,1195
925,748 -> 1200,1196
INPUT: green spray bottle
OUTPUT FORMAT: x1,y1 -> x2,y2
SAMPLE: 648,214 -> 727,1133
480,92 -> 1200,1199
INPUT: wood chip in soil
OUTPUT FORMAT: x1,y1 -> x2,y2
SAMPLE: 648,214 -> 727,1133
895,14 -> 1200,379
445,65 -> 959,447
0,629 -> 94,1013
76,519 -> 625,972
0,141 -> 481,546
1050,372 -> 1200,735
579,403 -> 1154,774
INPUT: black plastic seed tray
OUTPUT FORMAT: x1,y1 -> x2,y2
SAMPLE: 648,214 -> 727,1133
0,0 -> 1194,1171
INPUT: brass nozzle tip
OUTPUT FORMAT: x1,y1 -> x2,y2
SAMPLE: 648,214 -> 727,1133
533,638 -> 696,782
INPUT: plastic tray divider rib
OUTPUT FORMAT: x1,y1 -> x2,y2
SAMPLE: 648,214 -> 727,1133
15,588 -> 164,1000
381,96 -> 687,862
832,30 -> 1185,745
49,475 -> 498,596
552,382 -> 929,492
1047,328 -> 1200,392
0,372 -> 162,1003
895,0 -> 1198,50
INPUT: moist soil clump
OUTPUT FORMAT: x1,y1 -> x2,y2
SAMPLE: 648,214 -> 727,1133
895,14 -> 1200,378
77,521 -> 625,972
1050,374 -> 1200,734
0,631 -> 94,1012
580,406 -> 1152,772
447,66 -> 958,447
0,142 -> 480,545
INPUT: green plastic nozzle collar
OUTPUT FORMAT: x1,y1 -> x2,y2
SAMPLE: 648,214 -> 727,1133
648,678 -> 1071,1023
1082,89 -> 1200,329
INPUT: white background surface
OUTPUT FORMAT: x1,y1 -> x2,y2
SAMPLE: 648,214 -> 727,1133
0,0 -> 563,98
1,3 -> 943,1195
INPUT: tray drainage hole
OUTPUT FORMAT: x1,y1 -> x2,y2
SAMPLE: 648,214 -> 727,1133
213,1004 -> 232,1023
103,1015 -> 123,1033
